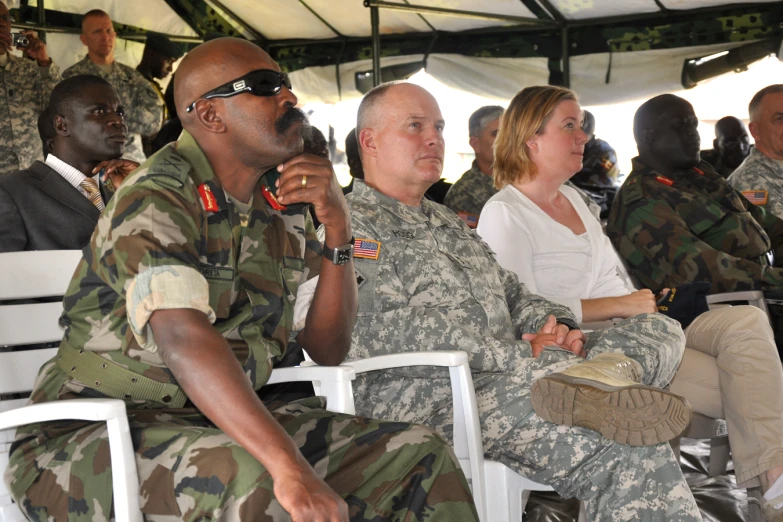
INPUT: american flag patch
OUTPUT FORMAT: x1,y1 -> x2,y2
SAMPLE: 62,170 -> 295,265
742,190 -> 768,205
354,238 -> 381,260
457,211 -> 479,229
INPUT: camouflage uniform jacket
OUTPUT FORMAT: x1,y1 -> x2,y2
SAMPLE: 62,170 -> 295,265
607,157 -> 783,294
728,147 -> 783,220
63,57 -> 163,163
443,160 -> 496,219
346,180 -> 578,448
0,54 -> 60,175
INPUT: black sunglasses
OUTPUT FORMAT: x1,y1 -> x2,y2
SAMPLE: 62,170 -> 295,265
185,69 -> 292,113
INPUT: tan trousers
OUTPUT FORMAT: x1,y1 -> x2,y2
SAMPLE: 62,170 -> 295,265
669,305 -> 783,487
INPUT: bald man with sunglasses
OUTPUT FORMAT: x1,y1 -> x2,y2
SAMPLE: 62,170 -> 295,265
5,38 -> 480,522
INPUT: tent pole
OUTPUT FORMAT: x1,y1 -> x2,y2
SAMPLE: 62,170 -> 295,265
37,0 -> 45,25
561,26 -> 570,88
371,6 -> 381,87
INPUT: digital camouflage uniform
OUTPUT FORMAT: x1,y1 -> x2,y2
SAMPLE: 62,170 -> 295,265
345,179 -> 701,522
729,147 -> 783,221
63,57 -> 163,164
0,54 -> 60,175
607,157 -> 783,294
4,132 -> 478,522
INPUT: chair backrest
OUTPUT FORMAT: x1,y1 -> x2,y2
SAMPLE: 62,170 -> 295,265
0,250 -> 82,519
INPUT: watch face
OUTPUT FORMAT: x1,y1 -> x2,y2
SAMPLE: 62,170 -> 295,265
336,247 -> 353,264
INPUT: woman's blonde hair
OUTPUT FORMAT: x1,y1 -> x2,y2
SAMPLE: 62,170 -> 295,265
493,85 -> 578,189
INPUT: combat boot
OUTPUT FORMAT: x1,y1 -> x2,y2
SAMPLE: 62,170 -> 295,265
531,352 -> 691,446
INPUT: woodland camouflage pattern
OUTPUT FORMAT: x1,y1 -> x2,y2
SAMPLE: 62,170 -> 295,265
607,157 -> 783,294
443,161 -> 497,218
346,180 -> 700,522
729,147 -> 783,221
63,57 -> 163,163
0,54 -> 60,175
4,132 -> 478,521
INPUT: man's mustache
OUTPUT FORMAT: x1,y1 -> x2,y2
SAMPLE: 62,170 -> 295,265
275,107 -> 307,135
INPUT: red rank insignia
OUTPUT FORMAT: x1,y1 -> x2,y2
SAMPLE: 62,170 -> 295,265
261,185 -> 287,211
198,183 -> 219,212
693,167 -> 704,176
655,175 -> 674,186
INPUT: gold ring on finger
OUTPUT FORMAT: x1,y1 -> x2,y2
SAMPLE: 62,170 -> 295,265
302,175 -> 307,189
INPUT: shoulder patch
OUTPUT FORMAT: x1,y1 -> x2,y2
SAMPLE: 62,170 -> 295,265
354,238 -> 381,260
742,190 -> 769,205
144,146 -> 191,188
457,211 -> 479,229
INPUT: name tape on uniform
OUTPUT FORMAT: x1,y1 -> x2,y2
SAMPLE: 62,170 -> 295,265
354,238 -> 381,260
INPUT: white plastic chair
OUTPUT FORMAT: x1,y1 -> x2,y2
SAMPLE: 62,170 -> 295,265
305,350 -> 586,522
0,250 -> 356,522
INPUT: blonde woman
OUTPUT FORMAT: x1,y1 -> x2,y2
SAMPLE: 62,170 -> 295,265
478,85 -> 783,518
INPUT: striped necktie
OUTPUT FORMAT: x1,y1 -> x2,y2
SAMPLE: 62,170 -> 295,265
80,177 -> 105,211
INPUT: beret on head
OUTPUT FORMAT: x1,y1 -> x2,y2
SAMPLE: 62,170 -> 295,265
146,32 -> 184,59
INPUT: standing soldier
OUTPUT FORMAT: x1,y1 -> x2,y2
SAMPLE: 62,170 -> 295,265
63,9 -> 163,164
136,31 -> 183,124
0,0 -> 61,176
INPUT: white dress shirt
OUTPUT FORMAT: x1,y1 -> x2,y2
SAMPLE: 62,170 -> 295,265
45,154 -> 104,206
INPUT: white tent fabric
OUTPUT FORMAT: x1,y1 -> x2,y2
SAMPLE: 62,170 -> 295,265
28,0 -> 198,37
289,39 -> 758,107
8,0 -> 778,105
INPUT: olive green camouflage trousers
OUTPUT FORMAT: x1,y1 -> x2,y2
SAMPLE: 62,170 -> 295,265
5,385 -> 478,521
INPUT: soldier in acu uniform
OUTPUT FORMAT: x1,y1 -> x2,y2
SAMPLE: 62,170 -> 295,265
4,39 -> 478,522
63,9 -> 163,164
729,85 -> 783,220
300,82 -> 702,522
0,1 -> 61,176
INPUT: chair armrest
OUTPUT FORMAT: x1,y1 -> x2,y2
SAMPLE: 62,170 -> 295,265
0,399 -> 128,430
267,366 -> 356,415
341,351 -> 486,516
0,399 -> 142,522
343,351 -> 469,375
579,320 -> 617,332
707,290 -> 769,317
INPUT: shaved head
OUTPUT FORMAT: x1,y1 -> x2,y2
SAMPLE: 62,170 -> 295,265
174,37 -> 306,174
174,38 -> 273,122
634,93 -> 701,173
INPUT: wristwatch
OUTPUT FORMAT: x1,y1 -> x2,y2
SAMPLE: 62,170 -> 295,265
323,236 -> 354,265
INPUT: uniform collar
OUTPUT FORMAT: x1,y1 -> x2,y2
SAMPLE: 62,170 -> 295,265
353,179 -> 457,228
748,146 -> 783,171
631,156 -> 718,182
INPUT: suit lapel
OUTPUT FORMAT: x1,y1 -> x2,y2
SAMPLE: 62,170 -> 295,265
29,162 -> 100,221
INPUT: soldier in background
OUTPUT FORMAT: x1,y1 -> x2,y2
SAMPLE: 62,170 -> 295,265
0,0 -> 61,175
608,93 -> 783,295
5,39 -> 479,521
444,105 -> 503,226
63,9 -> 162,163
572,110 -> 619,188
729,85 -> 783,219
136,31 -> 183,124
701,116 -> 751,179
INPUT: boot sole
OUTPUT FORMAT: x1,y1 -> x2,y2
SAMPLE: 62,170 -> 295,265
530,374 -> 692,446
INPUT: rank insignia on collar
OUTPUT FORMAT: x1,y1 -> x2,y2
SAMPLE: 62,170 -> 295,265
693,167 -> 704,176
655,175 -> 674,186
354,238 -> 381,260
261,185 -> 287,211
198,183 -> 219,212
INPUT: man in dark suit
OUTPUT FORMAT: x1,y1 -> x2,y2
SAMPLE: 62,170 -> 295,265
0,75 -> 138,252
